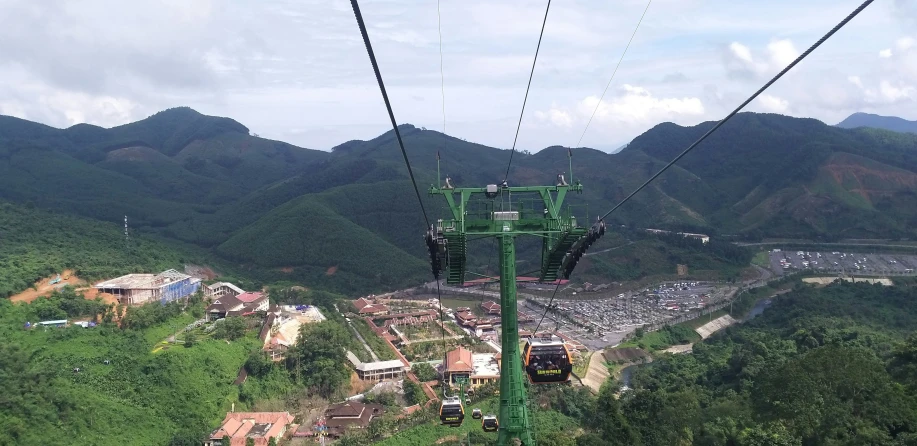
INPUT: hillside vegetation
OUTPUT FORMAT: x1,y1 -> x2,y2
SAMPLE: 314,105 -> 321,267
584,280 -> 917,446
0,296 -> 256,446
0,201 -> 230,299
3,109 -> 917,296
577,229 -> 753,283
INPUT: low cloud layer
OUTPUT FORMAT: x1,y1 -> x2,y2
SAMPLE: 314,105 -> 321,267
0,0 -> 914,152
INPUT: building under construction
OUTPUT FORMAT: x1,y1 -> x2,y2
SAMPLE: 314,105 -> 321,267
94,269 -> 202,306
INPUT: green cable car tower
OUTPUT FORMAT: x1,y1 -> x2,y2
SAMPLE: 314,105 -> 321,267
426,165 -> 606,445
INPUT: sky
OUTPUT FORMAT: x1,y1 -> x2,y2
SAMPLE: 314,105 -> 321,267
0,0 -> 915,152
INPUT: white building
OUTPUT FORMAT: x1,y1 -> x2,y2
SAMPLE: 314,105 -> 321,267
355,360 -> 406,381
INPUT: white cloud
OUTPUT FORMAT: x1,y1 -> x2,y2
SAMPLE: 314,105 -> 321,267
725,38 -> 802,79
847,76 -> 863,88
879,48 -> 893,58
878,80 -> 916,102
729,42 -> 754,64
766,39 -> 799,67
0,101 -> 28,120
726,39 -> 799,79
536,85 -> 704,143
535,107 -> 574,128
898,37 -> 916,52
38,92 -> 137,127
757,94 -> 789,113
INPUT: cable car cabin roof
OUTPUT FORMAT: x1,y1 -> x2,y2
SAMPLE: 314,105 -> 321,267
525,336 -> 566,347
442,397 -> 463,406
441,398 -> 464,412
525,343 -> 570,356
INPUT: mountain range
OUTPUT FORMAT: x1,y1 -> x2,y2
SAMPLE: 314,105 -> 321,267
837,112 -> 917,134
2,107 -> 916,292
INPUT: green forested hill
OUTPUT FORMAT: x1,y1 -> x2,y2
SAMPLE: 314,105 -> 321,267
2,109 -> 917,296
0,201 -> 232,299
604,281 -> 917,446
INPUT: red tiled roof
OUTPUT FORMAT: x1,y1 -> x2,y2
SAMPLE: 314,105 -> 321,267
358,304 -> 388,314
456,311 -> 476,321
210,412 -> 295,445
445,346 -> 474,373
236,292 -> 265,303
353,297 -> 373,310
481,301 -> 500,312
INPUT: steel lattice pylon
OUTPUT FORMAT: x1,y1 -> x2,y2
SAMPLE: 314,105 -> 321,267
427,179 -> 603,446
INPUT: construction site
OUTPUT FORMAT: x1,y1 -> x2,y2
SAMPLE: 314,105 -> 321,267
94,269 -> 202,305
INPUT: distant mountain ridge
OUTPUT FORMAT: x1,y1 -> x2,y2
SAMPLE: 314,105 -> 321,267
837,112 -> 917,134
2,108 -> 917,293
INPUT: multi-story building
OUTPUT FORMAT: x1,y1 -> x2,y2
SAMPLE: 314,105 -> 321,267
94,269 -> 201,306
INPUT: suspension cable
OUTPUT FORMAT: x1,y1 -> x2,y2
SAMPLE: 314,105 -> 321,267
532,280 -> 562,336
350,0 -> 430,228
598,0 -> 874,222
435,0 -> 452,398
503,0 -> 552,183
351,0 -> 455,398
434,280 -> 451,396
534,0 -> 652,336
575,0 -> 652,149
535,0 -> 873,336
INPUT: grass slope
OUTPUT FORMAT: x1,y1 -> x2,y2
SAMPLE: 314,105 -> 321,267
0,299 -> 256,446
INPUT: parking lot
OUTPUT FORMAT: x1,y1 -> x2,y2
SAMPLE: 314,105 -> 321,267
520,281 -> 734,350
769,250 -> 917,276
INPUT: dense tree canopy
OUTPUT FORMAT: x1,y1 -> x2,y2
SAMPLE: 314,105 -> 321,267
587,281 -> 917,446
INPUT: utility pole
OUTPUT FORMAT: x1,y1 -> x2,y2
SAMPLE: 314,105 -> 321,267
427,177 -> 603,446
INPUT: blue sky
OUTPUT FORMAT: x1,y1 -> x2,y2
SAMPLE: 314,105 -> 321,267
0,0 -> 914,152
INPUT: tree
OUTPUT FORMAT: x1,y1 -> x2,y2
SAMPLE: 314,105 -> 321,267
245,438 -> 255,446
404,380 -> 428,406
267,437 -> 277,446
183,331 -> 197,348
286,321 -> 351,398
214,317 -> 246,341
244,350 -> 272,377
576,433 -> 609,446
540,431 -> 576,446
597,382 -> 643,445
738,423 -> 801,446
412,362 -> 438,382
337,431 -> 369,446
